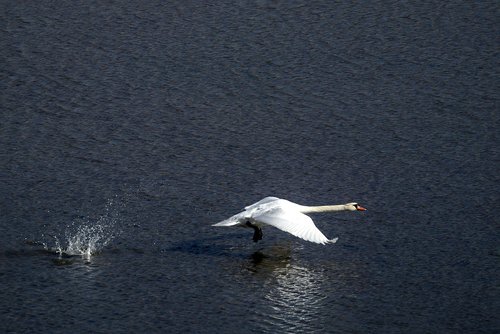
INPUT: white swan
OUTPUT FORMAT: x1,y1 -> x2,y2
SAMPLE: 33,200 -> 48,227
213,197 -> 366,245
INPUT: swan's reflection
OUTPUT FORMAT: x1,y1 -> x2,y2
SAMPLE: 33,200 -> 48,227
245,245 -> 328,332
246,244 -> 292,274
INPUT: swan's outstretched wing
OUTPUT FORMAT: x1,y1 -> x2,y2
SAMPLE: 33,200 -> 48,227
244,196 -> 280,211
254,209 -> 337,245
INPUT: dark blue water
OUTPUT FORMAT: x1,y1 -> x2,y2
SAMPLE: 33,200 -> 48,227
1,1 -> 498,333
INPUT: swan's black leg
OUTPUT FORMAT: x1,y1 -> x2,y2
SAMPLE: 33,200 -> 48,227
253,226 -> 263,242
246,221 -> 263,242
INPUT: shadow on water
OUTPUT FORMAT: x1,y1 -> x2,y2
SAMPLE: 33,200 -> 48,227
162,232 -> 256,258
162,229 -> 304,265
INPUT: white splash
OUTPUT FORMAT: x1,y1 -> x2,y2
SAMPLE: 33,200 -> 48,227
46,197 -> 122,260
61,223 -> 114,258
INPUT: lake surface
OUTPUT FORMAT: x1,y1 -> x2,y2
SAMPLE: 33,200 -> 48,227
1,1 -> 498,333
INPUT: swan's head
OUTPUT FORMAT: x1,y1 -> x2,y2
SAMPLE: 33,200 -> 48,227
345,203 -> 367,211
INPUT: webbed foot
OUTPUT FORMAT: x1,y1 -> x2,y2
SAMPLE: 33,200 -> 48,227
246,221 -> 263,242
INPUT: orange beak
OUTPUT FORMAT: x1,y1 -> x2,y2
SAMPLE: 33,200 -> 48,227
356,205 -> 367,211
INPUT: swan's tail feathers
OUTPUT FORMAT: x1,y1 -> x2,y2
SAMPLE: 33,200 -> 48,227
326,237 -> 339,244
212,219 -> 240,227
213,212 -> 245,227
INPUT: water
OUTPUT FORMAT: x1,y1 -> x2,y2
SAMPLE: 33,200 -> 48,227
1,1 -> 498,333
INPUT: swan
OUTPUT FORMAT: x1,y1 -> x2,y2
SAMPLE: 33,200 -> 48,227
212,197 -> 366,245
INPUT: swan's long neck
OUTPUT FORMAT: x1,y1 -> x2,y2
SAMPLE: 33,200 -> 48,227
300,205 -> 347,213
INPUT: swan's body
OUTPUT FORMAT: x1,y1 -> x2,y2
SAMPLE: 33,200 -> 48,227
213,197 -> 366,245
